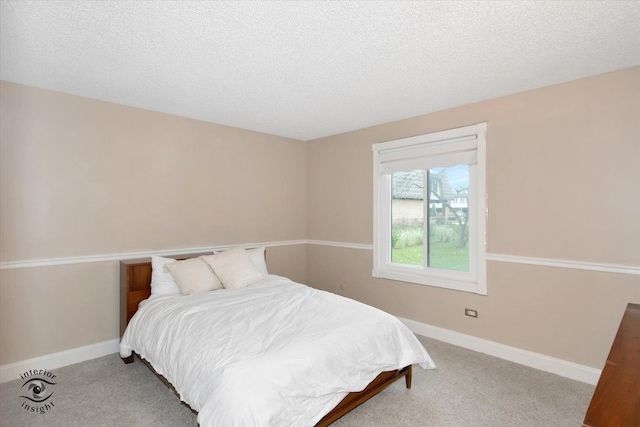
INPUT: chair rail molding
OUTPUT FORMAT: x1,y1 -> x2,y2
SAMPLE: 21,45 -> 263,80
2,240 -> 638,276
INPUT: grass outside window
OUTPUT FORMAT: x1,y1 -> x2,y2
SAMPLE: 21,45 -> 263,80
391,225 -> 469,271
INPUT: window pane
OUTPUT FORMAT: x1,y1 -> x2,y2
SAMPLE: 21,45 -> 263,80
427,165 -> 469,271
391,171 -> 424,266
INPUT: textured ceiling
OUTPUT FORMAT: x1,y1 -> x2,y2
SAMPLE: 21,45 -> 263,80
1,1 -> 639,141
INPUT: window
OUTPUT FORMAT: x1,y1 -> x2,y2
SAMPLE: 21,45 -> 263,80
372,123 -> 487,294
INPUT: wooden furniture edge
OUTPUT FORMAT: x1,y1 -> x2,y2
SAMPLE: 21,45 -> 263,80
120,256 -> 414,426
315,365 -> 412,427
583,303 -> 640,426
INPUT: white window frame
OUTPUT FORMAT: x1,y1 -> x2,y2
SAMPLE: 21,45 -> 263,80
372,123 -> 487,295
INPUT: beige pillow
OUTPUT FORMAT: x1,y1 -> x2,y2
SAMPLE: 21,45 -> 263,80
215,246 -> 268,276
203,246 -> 263,289
165,257 -> 223,295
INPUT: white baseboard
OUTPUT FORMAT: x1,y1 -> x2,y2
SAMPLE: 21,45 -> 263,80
0,339 -> 120,384
398,317 -> 601,385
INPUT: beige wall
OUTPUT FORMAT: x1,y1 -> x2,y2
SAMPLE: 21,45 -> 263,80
1,67 -> 639,370
1,82 -> 307,261
306,66 -> 640,369
0,81 -> 307,365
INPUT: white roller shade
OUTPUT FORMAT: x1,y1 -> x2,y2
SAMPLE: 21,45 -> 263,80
378,136 -> 477,175
380,150 -> 477,174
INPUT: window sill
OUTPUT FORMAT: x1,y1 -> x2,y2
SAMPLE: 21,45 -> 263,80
372,268 -> 485,295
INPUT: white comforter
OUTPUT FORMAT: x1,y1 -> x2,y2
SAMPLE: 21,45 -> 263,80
120,275 -> 435,427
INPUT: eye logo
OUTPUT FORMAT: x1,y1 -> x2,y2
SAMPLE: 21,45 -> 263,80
20,378 -> 56,403
18,369 -> 58,414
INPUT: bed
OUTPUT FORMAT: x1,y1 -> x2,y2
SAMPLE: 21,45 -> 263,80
119,248 -> 435,426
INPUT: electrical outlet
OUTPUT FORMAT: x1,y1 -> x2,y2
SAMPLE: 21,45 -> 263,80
465,308 -> 478,318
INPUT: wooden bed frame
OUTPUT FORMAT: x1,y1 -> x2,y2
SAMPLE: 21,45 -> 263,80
120,254 -> 413,426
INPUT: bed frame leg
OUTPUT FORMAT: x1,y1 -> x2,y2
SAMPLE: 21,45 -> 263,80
405,365 -> 412,389
122,355 -> 134,364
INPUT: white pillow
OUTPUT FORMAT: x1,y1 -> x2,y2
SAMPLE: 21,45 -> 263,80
203,246 -> 263,289
215,246 -> 268,276
165,257 -> 223,296
246,246 -> 269,276
151,256 -> 181,295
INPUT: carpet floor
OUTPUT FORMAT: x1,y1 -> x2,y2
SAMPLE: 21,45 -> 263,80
0,336 -> 595,426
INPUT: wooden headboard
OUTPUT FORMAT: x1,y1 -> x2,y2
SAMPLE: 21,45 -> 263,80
119,253 -> 207,338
